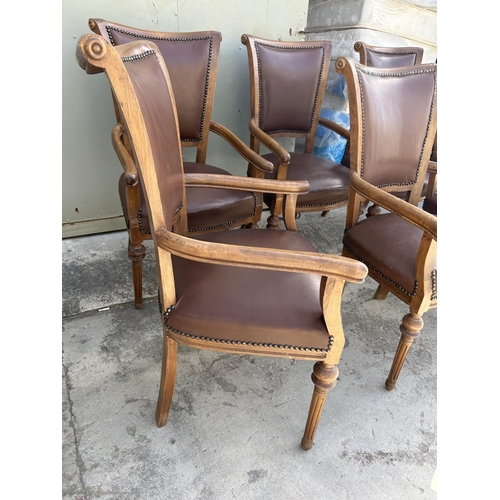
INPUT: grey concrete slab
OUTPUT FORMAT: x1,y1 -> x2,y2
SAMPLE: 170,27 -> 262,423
62,209 -> 437,499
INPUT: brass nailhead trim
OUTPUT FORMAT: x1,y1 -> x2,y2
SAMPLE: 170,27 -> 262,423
137,204 -> 183,235
163,305 -> 333,353
255,42 -> 326,135
431,269 -> 437,301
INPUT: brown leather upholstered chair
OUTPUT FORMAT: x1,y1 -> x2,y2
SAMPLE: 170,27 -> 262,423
241,34 -> 351,229
336,56 -> 437,391
77,34 -> 368,450
89,19 -> 273,308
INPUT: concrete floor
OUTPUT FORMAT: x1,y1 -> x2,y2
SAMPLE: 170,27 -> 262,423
62,208 -> 437,500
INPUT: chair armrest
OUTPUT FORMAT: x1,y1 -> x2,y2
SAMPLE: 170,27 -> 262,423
209,121 -> 274,173
155,228 -> 368,283
348,171 -> 437,240
111,124 -> 139,186
318,117 -> 350,141
184,173 -> 309,195
249,118 -> 291,164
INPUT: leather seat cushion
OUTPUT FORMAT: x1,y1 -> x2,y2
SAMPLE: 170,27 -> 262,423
343,213 -> 435,298
166,229 -> 331,352
118,162 -> 257,234
252,152 -> 349,208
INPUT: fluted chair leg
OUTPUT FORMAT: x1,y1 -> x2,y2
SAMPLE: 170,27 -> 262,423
385,313 -> 423,391
128,241 -> 146,309
301,361 -> 338,451
156,335 -> 178,427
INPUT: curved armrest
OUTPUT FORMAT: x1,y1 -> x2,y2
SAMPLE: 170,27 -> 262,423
111,123 -> 139,186
185,173 -> 309,194
349,171 -> 437,240
249,118 -> 291,164
318,117 -> 350,141
209,121 -> 274,173
155,228 -> 368,283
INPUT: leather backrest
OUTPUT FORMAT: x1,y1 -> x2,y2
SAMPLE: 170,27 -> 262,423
120,44 -> 184,228
337,58 -> 437,200
89,19 -> 221,144
242,35 -> 332,137
354,42 -> 424,68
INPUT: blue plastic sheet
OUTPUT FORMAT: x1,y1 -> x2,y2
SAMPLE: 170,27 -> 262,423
313,108 -> 350,164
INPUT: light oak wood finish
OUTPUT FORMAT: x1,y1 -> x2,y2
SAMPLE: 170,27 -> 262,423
89,19 -> 274,309
241,34 -> 351,229
337,56 -> 437,390
77,34 -> 368,450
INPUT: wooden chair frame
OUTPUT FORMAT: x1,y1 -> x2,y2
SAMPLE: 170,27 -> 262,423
76,34 -> 368,450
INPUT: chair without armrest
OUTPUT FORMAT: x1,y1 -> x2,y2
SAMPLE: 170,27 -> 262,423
336,56 -> 437,390
241,34 -> 352,229
77,34 -> 368,450
89,19 -> 274,309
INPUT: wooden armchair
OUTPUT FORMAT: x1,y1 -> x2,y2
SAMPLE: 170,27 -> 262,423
336,56 -> 437,390
88,19 -> 274,308
76,34 -> 368,450
240,34 -> 351,229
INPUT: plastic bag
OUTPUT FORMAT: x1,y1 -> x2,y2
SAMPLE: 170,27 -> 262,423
313,108 -> 350,164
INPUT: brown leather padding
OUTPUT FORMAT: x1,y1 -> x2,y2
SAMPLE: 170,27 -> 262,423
356,68 -> 436,189
96,23 -> 215,141
251,152 -> 349,208
119,162 -> 256,233
167,229 -> 331,351
365,51 -> 420,68
343,213 -> 435,298
256,43 -> 325,134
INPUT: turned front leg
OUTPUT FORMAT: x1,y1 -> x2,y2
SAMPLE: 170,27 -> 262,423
128,241 -> 146,309
385,313 -> 423,391
301,361 -> 339,451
